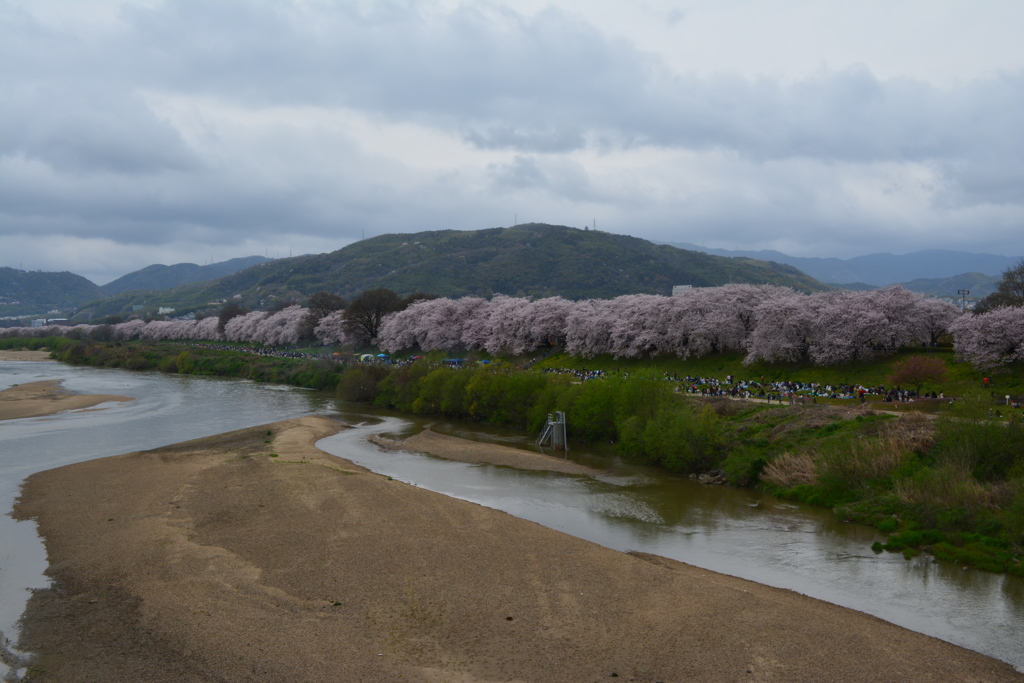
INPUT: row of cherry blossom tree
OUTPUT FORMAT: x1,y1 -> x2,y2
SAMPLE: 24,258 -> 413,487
376,285 -> 971,366
3,285 -> 1022,369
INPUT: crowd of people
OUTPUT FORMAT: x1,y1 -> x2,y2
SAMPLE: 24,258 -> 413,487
171,341 -> 322,360
541,367 -> 607,382
163,342 -> 1021,413
537,367 -> 962,407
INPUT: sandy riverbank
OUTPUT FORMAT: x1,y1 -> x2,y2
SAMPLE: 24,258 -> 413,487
371,428 -> 602,475
0,350 -> 54,362
0,380 -> 135,421
12,416 -> 1023,682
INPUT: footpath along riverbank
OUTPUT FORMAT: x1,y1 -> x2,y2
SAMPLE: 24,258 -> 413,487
11,416 -> 1023,682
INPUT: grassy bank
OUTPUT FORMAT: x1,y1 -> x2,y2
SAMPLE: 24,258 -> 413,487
533,347 -> 1024,404
6,335 -> 1023,575
338,352 -> 1024,576
1,336 -> 344,391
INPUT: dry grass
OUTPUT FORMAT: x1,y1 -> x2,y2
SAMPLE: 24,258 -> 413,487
819,437 -> 909,486
762,413 -> 936,489
881,412 -> 935,454
759,405 -> 854,442
894,462 -> 1014,513
761,452 -> 819,488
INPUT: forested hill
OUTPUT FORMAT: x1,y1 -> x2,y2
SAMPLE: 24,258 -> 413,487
102,255 -> 272,295
0,267 -> 107,316
186,224 -> 827,304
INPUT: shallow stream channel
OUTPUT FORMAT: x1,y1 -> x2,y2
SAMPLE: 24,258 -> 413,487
2,361 -> 1023,676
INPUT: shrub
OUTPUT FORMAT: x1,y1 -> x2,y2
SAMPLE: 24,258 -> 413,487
722,446 -> 769,486
894,462 -> 1013,526
337,365 -> 388,402
932,393 -> 1024,481
636,404 -> 728,473
124,356 -> 149,371
876,517 -> 899,533
176,351 -> 194,374
556,380 -> 620,443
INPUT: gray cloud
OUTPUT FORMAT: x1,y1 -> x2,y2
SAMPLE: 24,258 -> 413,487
464,126 -> 585,153
0,0 -> 1022,283
488,155 -> 546,189
7,2 -> 1021,170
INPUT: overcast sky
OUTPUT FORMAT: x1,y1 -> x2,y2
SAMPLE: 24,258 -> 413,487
2,0 -> 1022,285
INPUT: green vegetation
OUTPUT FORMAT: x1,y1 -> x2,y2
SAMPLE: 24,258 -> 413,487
1,336 -> 65,351
6,334 -> 1022,575
339,350 -> 1024,576
101,256 -> 270,296
72,224 -> 829,319
0,267 -> 106,317
23,337 -> 345,391
533,348 -> 1024,406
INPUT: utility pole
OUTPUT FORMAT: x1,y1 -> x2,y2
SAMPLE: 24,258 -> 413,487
958,289 -> 970,312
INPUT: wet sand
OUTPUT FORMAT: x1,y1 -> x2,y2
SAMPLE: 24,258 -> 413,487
371,428 -> 602,475
0,380 -> 135,421
12,416 -> 1023,682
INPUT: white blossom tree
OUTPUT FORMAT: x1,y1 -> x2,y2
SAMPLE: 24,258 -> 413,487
951,306 -> 1024,369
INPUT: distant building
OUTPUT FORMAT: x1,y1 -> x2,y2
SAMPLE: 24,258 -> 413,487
31,319 -> 46,328
158,307 -> 176,315
672,285 -> 693,296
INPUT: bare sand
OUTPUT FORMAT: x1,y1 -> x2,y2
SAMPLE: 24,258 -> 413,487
0,350 -> 53,362
12,416 -> 1022,682
372,428 -> 602,475
0,380 -> 135,421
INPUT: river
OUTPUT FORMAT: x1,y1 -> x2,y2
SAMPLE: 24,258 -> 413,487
1,361 -> 1022,675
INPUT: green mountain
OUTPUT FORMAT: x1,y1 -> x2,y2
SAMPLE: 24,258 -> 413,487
0,267 -> 107,317
894,272 -> 1000,299
102,256 -> 272,295
76,225 -> 829,319
834,272 -> 1000,299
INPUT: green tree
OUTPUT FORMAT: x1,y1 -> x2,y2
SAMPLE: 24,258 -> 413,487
176,351 -> 194,374
976,258 -> 1024,312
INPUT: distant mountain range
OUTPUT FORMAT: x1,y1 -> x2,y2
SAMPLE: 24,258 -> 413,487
0,268 -> 107,317
73,224 -> 829,319
6,227 -> 1019,322
102,255 -> 272,295
0,256 -> 270,318
665,243 -> 1020,288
